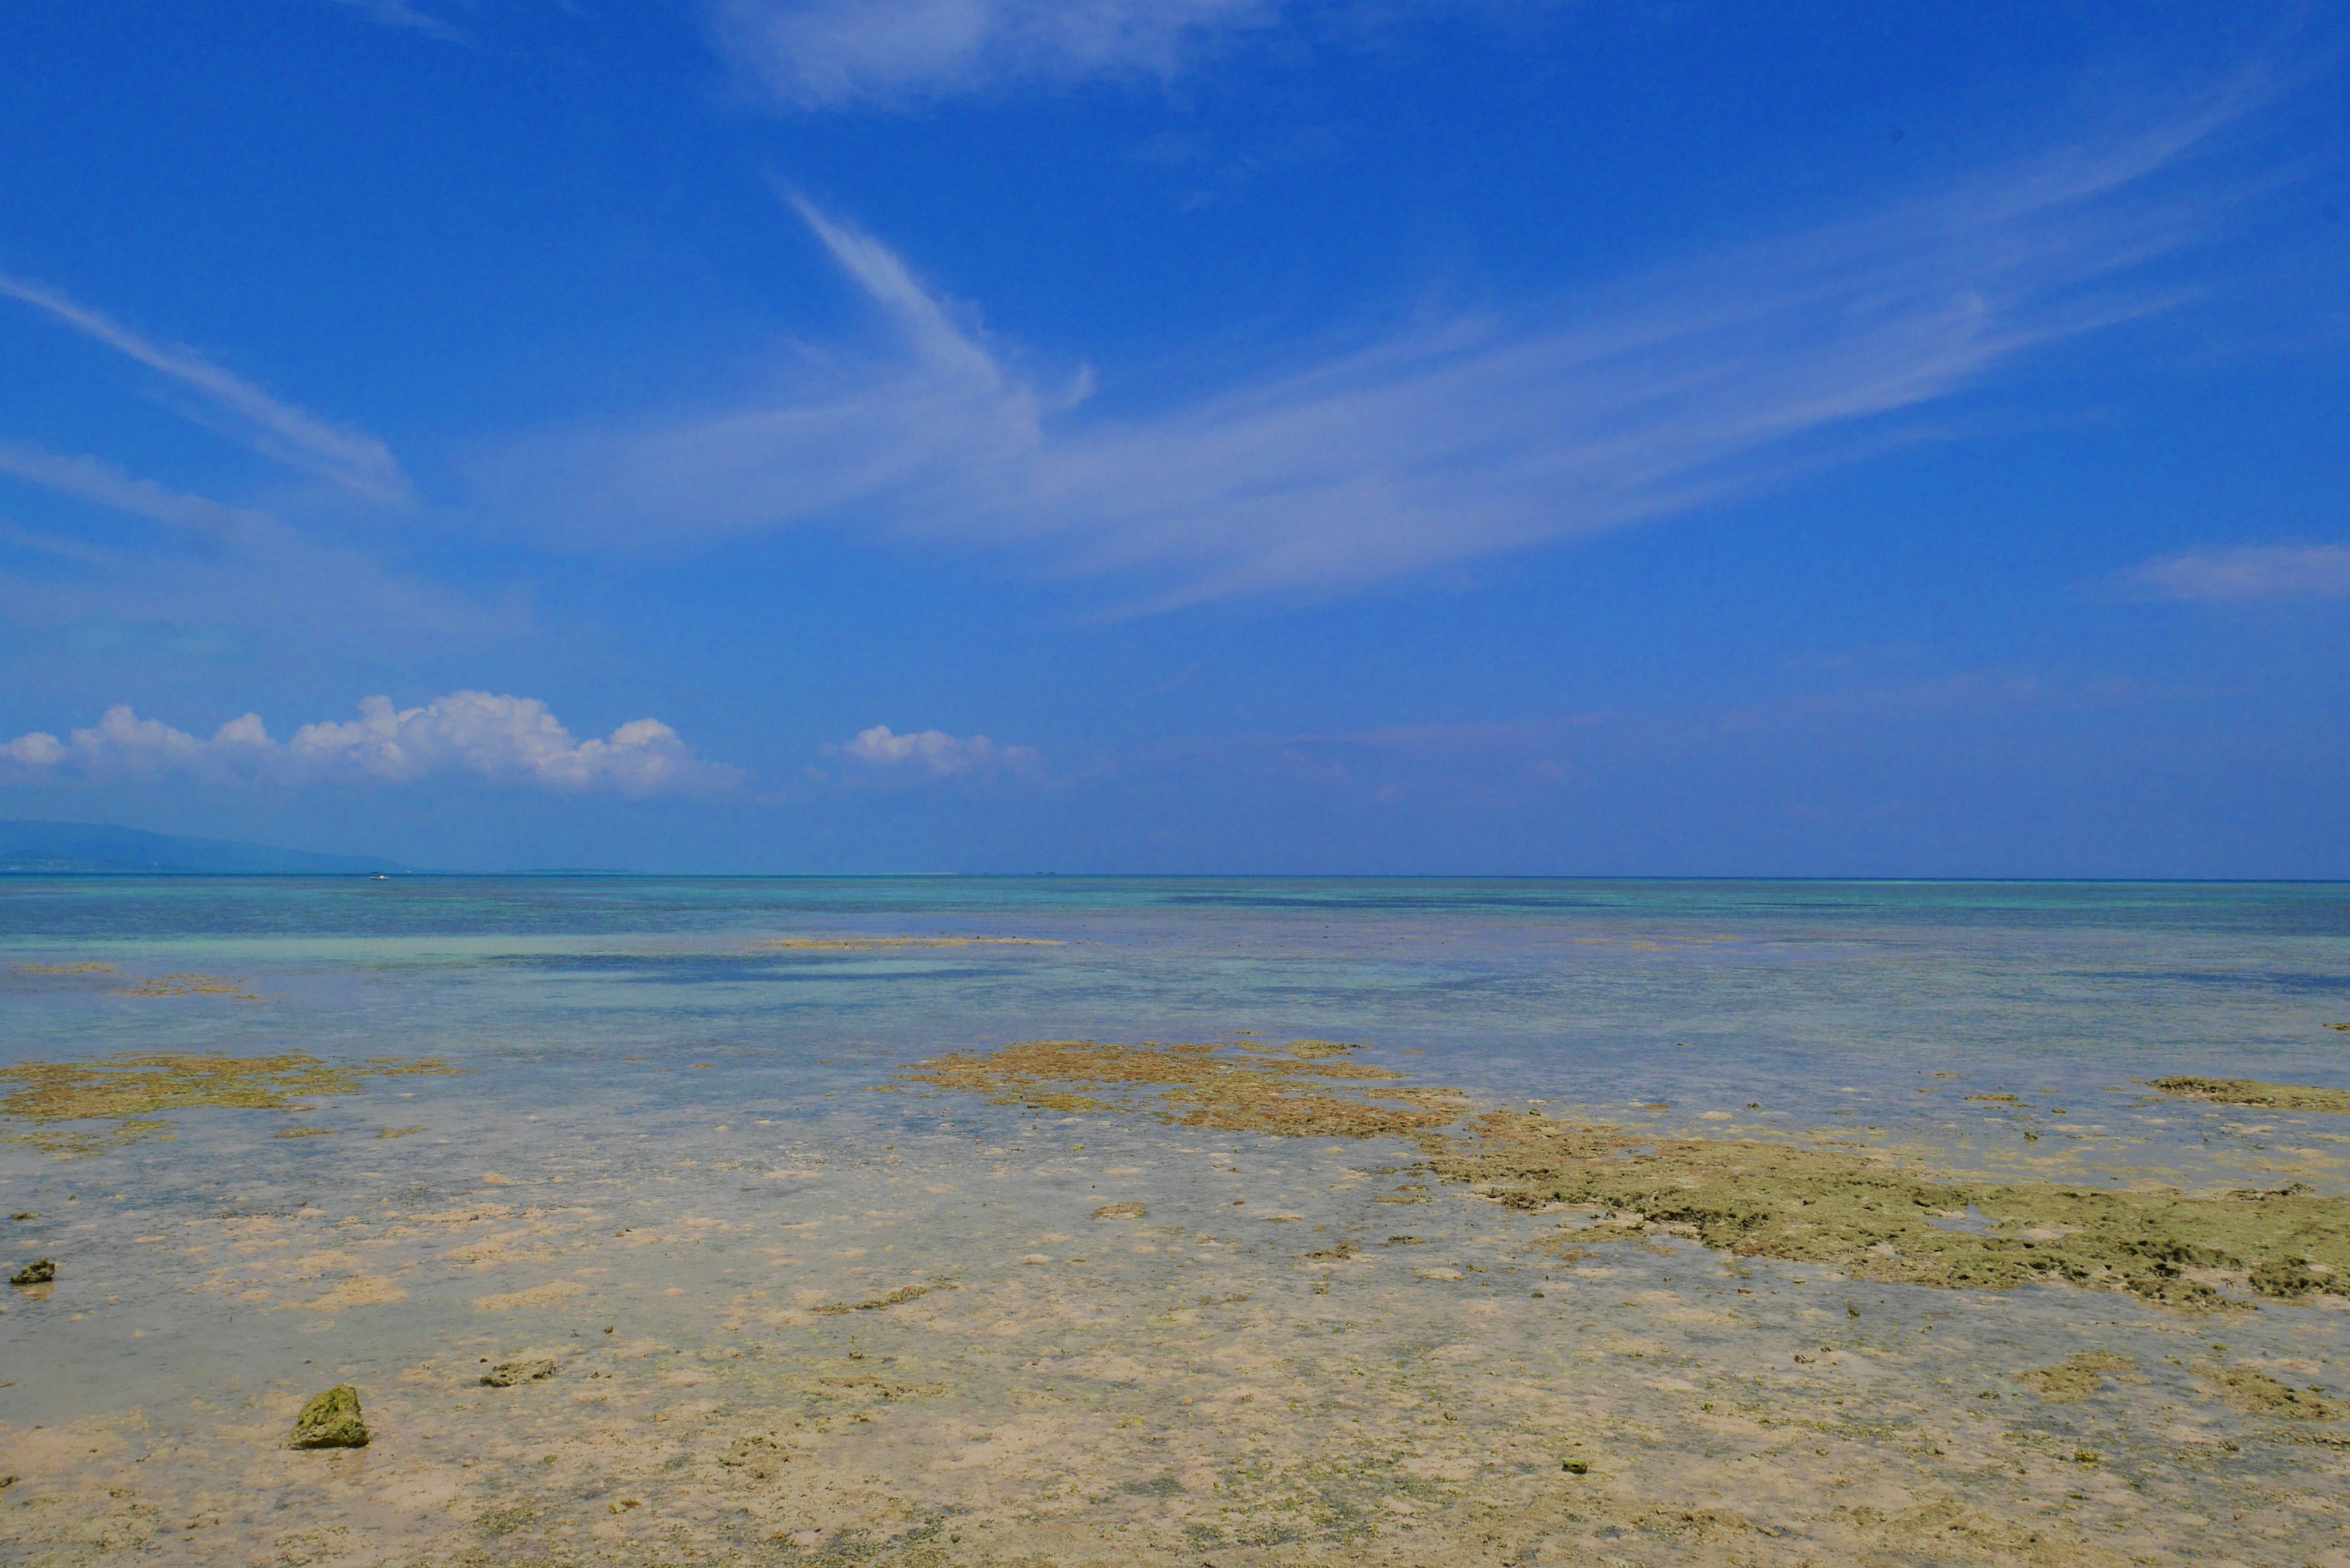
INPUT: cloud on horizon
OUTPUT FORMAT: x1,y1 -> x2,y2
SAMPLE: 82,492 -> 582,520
2114,542 -> 2350,602
1,692 -> 738,797
479,88 -> 2267,612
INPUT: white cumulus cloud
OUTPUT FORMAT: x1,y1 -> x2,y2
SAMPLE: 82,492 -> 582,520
1,693 -> 738,797
830,723 -> 1038,776
2114,543 -> 2350,603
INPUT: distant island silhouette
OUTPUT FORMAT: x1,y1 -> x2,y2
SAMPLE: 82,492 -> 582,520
0,819 -> 408,875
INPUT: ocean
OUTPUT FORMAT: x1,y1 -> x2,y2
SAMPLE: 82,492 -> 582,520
3,877 -> 2347,1564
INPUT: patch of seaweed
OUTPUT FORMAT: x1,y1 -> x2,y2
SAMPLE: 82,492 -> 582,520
12,962 -> 118,976
2145,1077 -> 2350,1114
748,937 -> 1065,951
810,1282 -> 946,1316
897,1039 -> 1460,1140
2016,1352 -> 2136,1403
2201,1365 -> 2340,1420
108,972 -> 270,1001
0,1052 -> 465,1154
1431,1110 -> 2350,1309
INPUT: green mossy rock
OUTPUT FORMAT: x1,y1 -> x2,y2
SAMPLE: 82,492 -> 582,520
288,1384 -> 369,1449
9,1258 -> 53,1286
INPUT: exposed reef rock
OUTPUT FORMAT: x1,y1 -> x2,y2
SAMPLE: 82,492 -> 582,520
288,1385 -> 369,1449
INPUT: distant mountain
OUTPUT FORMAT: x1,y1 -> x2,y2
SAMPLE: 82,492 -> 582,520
0,819 -> 408,875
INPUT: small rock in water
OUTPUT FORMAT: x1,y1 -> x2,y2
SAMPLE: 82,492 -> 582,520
9,1258 -> 54,1286
1091,1201 -> 1147,1220
482,1359 -> 559,1387
287,1384 -> 369,1449
1562,1458 -> 1590,1474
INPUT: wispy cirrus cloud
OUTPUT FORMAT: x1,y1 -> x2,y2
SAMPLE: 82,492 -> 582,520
1,693 -> 739,797
708,0 -> 1283,109
326,0 -> 468,43
480,88 -> 2267,611
0,439 -> 492,643
0,273 -> 408,501
0,440 -> 271,540
2113,542 -> 2350,602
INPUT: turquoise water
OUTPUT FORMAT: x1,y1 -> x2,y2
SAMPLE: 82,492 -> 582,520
4,878 -> 2348,1566
8,876 -> 2346,1179
9,875 -> 2348,1086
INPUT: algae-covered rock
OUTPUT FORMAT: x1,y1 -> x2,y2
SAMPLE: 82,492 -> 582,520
1091,1201 -> 1147,1220
2248,1256 -> 2330,1297
288,1384 -> 369,1448
1428,1110 -> 2350,1309
2146,1077 -> 2350,1114
482,1359 -> 558,1387
9,1258 -> 54,1286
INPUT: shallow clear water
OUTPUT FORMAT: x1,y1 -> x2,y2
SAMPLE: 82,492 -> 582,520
3,877 -> 2348,1566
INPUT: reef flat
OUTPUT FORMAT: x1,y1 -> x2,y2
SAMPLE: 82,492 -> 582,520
4,877 -> 2347,1566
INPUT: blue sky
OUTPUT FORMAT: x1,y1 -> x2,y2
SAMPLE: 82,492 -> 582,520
1,1 -> 2346,875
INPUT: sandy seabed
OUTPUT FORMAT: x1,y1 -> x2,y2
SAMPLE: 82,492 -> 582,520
4,1035 -> 2349,1568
